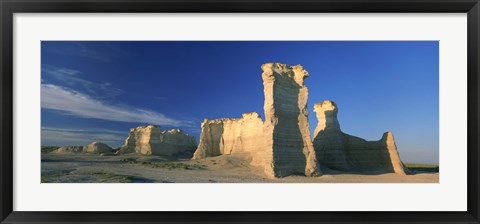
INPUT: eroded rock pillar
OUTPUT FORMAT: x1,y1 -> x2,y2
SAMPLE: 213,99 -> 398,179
261,63 -> 321,177
312,100 -> 350,171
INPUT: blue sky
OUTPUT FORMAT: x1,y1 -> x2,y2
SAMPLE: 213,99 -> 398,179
41,41 -> 439,164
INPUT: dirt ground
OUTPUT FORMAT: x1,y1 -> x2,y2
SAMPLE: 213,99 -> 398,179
41,153 -> 439,183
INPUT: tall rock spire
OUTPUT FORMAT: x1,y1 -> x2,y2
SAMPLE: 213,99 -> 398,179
313,100 -> 341,135
313,100 -> 350,171
260,63 -> 321,177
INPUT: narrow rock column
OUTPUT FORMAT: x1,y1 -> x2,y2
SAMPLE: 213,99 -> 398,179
192,119 -> 224,159
313,100 -> 341,136
312,100 -> 350,171
382,132 -> 407,175
261,63 -> 321,177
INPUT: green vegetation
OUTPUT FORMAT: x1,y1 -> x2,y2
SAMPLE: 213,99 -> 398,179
404,163 -> 438,168
41,173 -> 65,183
121,158 -> 138,164
41,146 -> 58,154
404,163 -> 439,173
141,161 -> 190,169
92,172 -> 134,183
42,172 -> 135,183
121,158 -> 205,170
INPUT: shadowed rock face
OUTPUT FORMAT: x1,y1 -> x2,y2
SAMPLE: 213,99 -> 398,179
313,100 -> 407,175
118,125 -> 197,156
192,112 -> 264,160
260,63 -> 321,177
312,101 -> 350,171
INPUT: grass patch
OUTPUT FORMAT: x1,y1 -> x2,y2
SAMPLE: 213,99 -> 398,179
404,163 -> 439,173
121,158 -> 204,170
404,163 -> 438,168
121,158 -> 138,164
42,172 -> 135,183
41,173 -> 65,183
141,161 -> 192,169
92,172 -> 134,183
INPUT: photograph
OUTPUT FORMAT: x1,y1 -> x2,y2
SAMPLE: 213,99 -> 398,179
40,41 -> 439,183
3,0 -> 478,222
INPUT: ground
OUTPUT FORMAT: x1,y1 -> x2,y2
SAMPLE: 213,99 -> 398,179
41,153 -> 439,183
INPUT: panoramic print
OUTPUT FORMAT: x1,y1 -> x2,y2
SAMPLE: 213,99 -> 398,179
41,41 -> 439,183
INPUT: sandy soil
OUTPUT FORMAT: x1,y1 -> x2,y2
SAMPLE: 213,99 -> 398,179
41,153 -> 439,183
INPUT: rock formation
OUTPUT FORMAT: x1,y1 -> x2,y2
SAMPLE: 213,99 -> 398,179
192,63 -> 321,178
259,63 -> 321,177
191,63 -> 407,178
312,100 -> 407,175
312,101 -> 350,171
118,125 -> 197,156
53,146 -> 83,153
192,112 -> 264,159
83,142 -> 112,154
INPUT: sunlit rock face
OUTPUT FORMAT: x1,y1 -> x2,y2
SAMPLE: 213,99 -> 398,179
192,112 -> 264,160
192,63 -> 321,178
118,125 -> 197,156
260,63 -> 321,178
312,100 -> 407,175
52,143 -> 112,154
191,62 -> 406,178
83,142 -> 112,154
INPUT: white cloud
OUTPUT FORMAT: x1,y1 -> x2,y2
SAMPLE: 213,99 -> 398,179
41,126 -> 125,147
41,126 -> 126,135
41,84 -> 192,127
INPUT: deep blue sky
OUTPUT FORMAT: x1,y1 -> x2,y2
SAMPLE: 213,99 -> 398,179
41,41 -> 439,164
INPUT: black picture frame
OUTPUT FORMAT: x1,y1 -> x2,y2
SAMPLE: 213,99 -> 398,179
1,0 -> 479,223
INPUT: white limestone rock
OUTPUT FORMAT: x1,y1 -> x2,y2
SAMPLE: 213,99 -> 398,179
191,63 -> 406,177
192,112 -> 264,159
259,63 -> 321,177
83,142 -> 112,154
192,63 -> 322,178
118,125 -> 197,156
53,146 -> 83,153
312,100 -> 407,175
312,101 -> 350,171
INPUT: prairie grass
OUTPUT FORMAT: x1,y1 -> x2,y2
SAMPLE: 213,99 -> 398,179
404,163 -> 439,172
41,172 -> 135,183
121,158 -> 205,170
